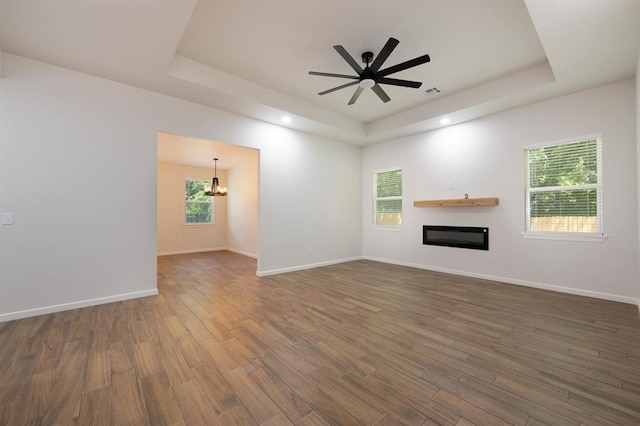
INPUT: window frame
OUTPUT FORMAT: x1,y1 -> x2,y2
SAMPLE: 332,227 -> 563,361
523,134 -> 605,242
184,178 -> 214,225
372,168 -> 403,229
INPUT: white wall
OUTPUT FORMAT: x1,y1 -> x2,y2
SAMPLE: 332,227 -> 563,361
363,79 -> 638,304
636,50 -> 640,310
157,162 -> 228,255
227,152 -> 259,258
257,130 -> 363,274
0,53 -> 363,320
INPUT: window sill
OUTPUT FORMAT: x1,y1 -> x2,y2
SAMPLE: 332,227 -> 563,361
372,226 -> 404,232
183,223 -> 215,227
522,232 -> 607,242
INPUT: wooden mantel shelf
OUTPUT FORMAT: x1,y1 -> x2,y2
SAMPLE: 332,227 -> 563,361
413,197 -> 499,207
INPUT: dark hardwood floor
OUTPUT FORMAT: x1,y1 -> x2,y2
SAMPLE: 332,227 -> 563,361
1,251 -> 639,425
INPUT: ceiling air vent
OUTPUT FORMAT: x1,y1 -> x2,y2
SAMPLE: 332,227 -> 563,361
424,87 -> 441,96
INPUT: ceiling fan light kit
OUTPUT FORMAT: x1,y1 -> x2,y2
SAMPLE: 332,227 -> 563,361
359,78 -> 375,89
309,37 -> 431,105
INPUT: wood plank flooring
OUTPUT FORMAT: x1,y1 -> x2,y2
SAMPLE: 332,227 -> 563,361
1,251 -> 640,425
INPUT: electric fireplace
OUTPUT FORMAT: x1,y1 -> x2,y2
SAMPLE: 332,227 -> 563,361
423,225 -> 489,250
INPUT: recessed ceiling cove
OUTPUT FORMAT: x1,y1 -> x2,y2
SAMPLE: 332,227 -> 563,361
174,0 -> 548,123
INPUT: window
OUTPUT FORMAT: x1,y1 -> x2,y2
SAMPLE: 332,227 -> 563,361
185,179 -> 213,224
374,169 -> 402,226
525,136 -> 603,237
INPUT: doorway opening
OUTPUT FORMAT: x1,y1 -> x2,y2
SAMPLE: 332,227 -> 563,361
156,131 -> 260,269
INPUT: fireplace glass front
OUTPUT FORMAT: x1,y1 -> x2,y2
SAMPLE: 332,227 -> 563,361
423,225 -> 489,250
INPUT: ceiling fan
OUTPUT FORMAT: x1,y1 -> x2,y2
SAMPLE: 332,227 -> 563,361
309,37 -> 431,105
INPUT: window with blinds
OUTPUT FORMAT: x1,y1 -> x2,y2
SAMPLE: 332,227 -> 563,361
525,136 -> 603,236
374,169 -> 402,226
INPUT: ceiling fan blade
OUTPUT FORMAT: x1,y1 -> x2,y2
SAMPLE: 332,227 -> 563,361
309,71 -> 359,79
372,84 -> 391,103
369,37 -> 399,72
318,80 -> 358,96
333,45 -> 364,74
376,77 -> 422,88
378,54 -> 431,77
348,86 -> 364,105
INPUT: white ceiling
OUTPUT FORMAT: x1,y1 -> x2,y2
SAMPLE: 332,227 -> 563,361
1,0 -> 639,149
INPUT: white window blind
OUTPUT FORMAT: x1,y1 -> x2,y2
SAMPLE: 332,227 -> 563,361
374,169 -> 402,226
525,137 -> 602,235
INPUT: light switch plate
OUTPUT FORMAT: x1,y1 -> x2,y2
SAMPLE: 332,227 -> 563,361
1,212 -> 14,225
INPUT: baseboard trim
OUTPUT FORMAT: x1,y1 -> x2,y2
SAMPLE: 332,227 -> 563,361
157,248 -> 227,256
363,256 -> 639,306
226,248 -> 258,259
0,289 -> 158,322
256,256 -> 363,277
158,248 -> 258,259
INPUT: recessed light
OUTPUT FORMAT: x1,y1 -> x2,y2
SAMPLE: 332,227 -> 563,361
281,116 -> 292,124
440,117 -> 451,125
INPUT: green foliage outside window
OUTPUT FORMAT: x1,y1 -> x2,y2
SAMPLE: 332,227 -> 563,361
185,180 -> 213,224
528,139 -> 599,218
376,169 -> 402,198
526,137 -> 602,234
375,169 -> 402,225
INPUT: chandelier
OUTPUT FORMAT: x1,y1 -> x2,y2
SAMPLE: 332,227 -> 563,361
204,158 -> 228,197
